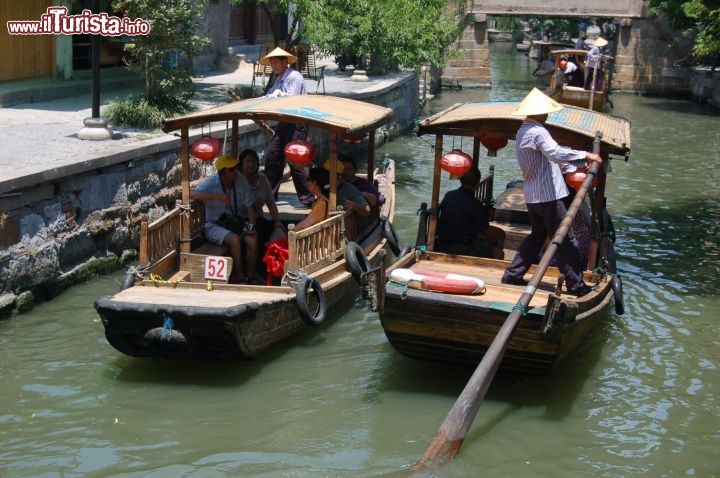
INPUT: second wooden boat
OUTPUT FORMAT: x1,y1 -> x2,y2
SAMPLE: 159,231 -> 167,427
95,95 -> 398,360
374,100 -> 631,374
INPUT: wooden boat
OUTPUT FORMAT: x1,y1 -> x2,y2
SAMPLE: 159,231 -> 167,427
374,101 -> 631,375
95,95 -> 397,360
546,49 -> 610,111
531,41 -> 576,86
487,29 -> 514,42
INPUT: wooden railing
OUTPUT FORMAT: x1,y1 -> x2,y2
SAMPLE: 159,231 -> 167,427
286,213 -> 345,274
139,201 -> 205,267
475,165 -> 495,206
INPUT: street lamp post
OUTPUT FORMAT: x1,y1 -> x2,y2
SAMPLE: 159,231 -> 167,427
78,0 -> 112,140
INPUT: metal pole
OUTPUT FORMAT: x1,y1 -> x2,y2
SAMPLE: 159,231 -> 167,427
91,0 -> 100,119
78,0 -> 112,140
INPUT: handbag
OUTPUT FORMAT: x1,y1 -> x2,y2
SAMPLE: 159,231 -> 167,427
216,213 -> 245,234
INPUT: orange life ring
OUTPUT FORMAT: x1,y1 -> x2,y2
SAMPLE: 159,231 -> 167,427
389,268 -> 486,295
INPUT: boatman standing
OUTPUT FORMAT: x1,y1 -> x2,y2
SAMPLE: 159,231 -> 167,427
260,47 -> 313,207
501,88 -> 602,296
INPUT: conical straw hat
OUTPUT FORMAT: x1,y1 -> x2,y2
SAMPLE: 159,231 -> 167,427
594,37 -> 608,47
511,88 -> 565,116
260,47 -> 298,66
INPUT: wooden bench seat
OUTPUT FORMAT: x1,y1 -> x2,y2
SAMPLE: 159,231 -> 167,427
193,242 -> 229,257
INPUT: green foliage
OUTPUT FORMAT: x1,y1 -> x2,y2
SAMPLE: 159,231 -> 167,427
251,0 -> 468,74
494,16 -> 523,31
111,0 -> 209,107
103,95 -> 191,130
648,0 -> 720,66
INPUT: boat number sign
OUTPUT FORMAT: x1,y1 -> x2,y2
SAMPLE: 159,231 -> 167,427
204,256 -> 230,281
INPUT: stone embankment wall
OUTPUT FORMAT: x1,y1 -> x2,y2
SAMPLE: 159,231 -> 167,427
0,74 -> 419,319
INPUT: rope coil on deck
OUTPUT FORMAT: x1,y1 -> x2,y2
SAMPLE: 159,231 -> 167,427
149,273 -> 183,288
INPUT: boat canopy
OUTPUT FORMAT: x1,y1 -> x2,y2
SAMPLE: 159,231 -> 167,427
163,95 -> 394,135
417,101 -> 631,158
550,49 -> 591,58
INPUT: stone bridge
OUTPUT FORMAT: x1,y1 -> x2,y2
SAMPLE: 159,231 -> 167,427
443,0 -> 692,95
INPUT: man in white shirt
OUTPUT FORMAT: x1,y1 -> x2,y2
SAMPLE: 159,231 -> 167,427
501,88 -> 602,297
260,47 -> 313,206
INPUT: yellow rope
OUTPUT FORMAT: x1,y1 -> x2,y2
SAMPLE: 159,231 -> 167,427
149,273 -> 183,288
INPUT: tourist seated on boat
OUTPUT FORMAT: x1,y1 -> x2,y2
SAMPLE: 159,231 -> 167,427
560,164 -> 592,268
559,58 -> 584,88
294,167 -> 330,231
238,148 -> 286,250
339,154 -> 383,207
436,167 -> 500,259
190,155 -> 261,284
326,160 -> 370,216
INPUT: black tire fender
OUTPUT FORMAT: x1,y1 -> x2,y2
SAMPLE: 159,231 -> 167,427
143,327 -> 189,349
345,241 -> 370,284
382,219 -> 402,257
296,275 -> 327,326
612,274 -> 625,316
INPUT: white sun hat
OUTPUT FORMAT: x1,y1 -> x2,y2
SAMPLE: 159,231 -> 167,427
511,88 -> 565,116
260,47 -> 298,66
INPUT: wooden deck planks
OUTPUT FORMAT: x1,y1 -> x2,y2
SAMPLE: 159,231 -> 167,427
109,284 -> 288,308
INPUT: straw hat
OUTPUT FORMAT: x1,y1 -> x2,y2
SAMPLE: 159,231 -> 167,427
511,88 -> 565,117
594,37 -> 608,47
215,155 -> 239,171
260,47 -> 298,66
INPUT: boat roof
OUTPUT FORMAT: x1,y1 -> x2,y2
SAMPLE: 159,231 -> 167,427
417,101 -> 631,157
551,49 -> 590,57
531,40 -> 575,46
163,95 -> 394,134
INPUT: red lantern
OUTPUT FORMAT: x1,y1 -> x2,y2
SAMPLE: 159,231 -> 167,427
564,171 -> 598,190
440,149 -> 472,176
191,136 -> 222,161
341,131 -> 366,144
479,134 -> 508,157
284,140 -> 316,165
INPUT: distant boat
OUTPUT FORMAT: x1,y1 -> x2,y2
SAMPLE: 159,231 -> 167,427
487,29 -> 514,42
516,41 -> 532,52
546,48 -> 611,111
530,40 -> 577,86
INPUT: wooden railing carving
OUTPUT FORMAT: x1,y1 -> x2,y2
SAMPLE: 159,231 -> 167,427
287,213 -> 345,273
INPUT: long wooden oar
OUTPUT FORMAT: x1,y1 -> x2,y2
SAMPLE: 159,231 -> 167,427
412,133 -> 604,473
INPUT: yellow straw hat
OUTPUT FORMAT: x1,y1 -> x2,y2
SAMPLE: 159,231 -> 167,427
594,37 -> 608,47
322,158 -> 344,174
511,88 -> 565,117
259,47 -> 298,66
215,155 -> 239,171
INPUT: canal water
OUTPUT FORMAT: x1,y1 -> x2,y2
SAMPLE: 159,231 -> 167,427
1,46 -> 718,477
